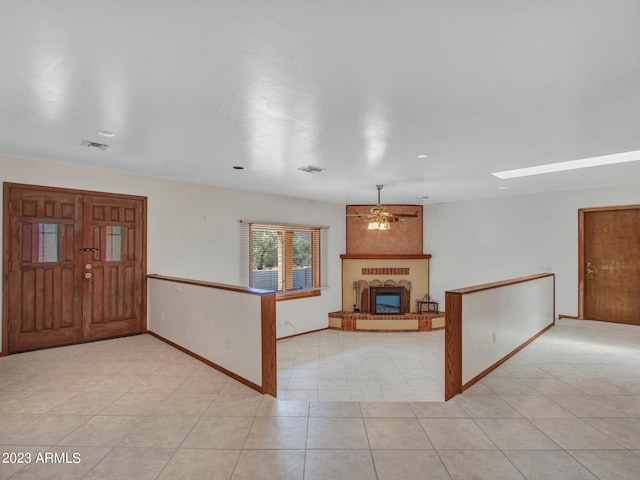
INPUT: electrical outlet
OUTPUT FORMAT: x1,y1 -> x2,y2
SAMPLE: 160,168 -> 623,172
161,312 -> 165,323
224,337 -> 230,349
492,331 -> 497,344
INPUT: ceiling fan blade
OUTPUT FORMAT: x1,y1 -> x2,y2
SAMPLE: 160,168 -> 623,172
391,212 -> 419,218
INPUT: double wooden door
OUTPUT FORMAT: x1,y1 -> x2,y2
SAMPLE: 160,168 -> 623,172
580,206 -> 640,325
3,184 -> 147,353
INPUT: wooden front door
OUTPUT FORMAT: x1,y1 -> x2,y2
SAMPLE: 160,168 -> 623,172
3,184 -> 147,353
579,206 -> 640,325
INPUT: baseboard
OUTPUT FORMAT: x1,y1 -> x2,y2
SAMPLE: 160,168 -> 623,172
147,330 -> 266,396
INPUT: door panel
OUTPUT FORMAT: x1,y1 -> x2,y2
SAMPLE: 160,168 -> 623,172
7,189 -> 83,352
583,208 -> 640,325
4,184 -> 146,353
82,195 -> 145,340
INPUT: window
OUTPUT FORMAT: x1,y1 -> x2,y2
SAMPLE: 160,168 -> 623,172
105,226 -> 122,262
241,221 -> 329,298
38,223 -> 58,263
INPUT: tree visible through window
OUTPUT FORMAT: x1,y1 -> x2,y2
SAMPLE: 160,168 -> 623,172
246,223 -> 324,293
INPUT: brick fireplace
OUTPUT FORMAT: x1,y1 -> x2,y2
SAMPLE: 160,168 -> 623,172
328,202 -> 444,332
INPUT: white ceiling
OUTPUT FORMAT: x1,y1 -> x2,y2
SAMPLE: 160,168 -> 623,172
2,1 -> 640,205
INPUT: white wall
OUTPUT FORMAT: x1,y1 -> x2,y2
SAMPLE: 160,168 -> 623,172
148,278 -> 265,385
425,183 -> 640,317
0,154 -> 345,352
461,275 -> 554,384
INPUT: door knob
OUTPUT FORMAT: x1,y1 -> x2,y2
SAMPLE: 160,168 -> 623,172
84,272 -> 92,279
85,264 -> 92,270
586,262 -> 594,274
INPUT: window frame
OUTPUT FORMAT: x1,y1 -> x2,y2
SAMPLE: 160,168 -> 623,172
241,221 -> 328,301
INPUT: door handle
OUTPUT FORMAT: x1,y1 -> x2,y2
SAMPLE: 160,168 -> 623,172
84,272 -> 92,279
586,262 -> 594,274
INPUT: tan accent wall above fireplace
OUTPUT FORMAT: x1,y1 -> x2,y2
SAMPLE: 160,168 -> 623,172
346,204 -> 423,255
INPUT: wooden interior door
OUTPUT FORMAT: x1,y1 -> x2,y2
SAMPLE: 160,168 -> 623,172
3,184 -> 147,353
82,195 -> 145,340
580,206 -> 640,325
6,188 -> 84,351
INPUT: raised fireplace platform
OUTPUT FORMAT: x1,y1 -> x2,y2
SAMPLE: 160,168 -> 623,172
328,311 -> 445,332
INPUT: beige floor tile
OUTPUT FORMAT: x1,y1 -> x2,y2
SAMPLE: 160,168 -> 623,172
455,394 -> 522,418
83,447 -> 174,480
304,450 -> 377,480
359,401 -> 414,418
561,376 -> 635,395
410,401 -> 469,418
284,389 -> 319,401
499,394 -> 574,418
182,416 -> 253,449
480,377 -> 538,395
244,416 -> 308,449
130,375 -> 188,393
317,389 -> 352,401
2,391 -> 76,414
232,449 -> 305,480
152,361 -> 203,376
99,392 -> 169,416
568,449 -> 640,480
372,450 -> 451,480
584,417 -> 640,449
309,401 -> 362,418
504,450 -> 598,480
157,449 -> 240,480
475,418 -> 561,450
175,375 -> 227,394
420,418 -> 495,450
531,417 -> 626,450
438,449 -> 525,479
1,414 -> 89,445
39,374 -> 108,392
349,389 -> 385,402
58,415 -> 144,447
119,415 -> 198,447
0,445 -> 50,480
256,398 -> 310,417
203,395 -> 262,417
306,417 -> 369,449
547,394 -> 629,417
49,391 -> 123,415
85,374 -> 147,392
364,417 -> 433,450
9,446 -> 111,480
0,413 -> 41,438
152,393 -> 215,416
519,377 -> 583,395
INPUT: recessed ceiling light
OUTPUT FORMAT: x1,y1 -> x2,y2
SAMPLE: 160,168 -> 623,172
95,130 -> 116,137
233,166 -> 244,170
417,153 -> 430,159
498,186 -> 509,190
491,149 -> 640,179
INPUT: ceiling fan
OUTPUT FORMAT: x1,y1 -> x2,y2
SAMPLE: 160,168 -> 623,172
347,185 -> 419,230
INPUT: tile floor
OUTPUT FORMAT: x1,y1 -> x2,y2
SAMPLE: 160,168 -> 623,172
0,319 -> 638,478
277,328 -> 445,402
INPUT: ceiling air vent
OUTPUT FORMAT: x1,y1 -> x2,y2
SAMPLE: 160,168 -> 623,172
297,165 -> 325,174
80,139 -> 110,150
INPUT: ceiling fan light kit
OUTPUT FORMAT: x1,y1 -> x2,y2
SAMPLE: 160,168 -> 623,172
350,185 -> 417,231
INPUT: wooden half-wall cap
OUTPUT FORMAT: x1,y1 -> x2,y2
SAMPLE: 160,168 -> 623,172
558,314 -> 579,320
340,254 -> 432,259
